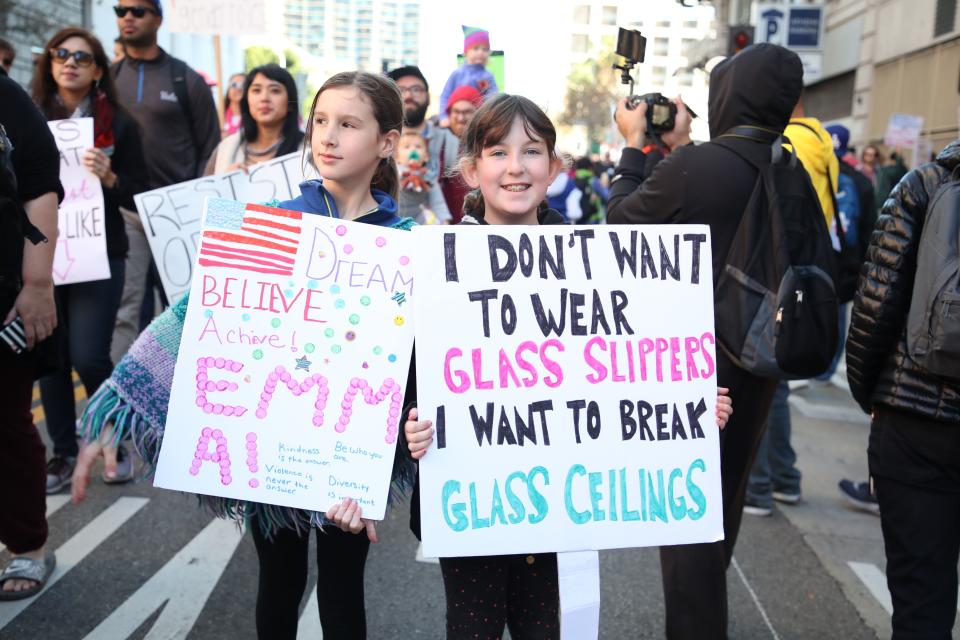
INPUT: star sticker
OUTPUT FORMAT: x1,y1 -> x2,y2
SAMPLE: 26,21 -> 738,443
295,355 -> 312,372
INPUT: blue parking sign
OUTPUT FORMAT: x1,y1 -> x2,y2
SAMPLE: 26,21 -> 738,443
788,7 -> 823,48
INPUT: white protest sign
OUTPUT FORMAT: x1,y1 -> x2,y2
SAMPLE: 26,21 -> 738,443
414,225 -> 721,557
134,152 -> 307,302
48,118 -> 110,285
165,0 -> 267,35
154,198 -> 415,519
884,113 -> 924,149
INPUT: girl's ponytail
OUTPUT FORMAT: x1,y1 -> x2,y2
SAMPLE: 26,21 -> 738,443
462,189 -> 484,218
372,156 -> 400,200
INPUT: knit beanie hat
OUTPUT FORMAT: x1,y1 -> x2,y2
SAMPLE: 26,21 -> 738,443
446,85 -> 483,113
463,26 -> 490,54
825,124 -> 850,158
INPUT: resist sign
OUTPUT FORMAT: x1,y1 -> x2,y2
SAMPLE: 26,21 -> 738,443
154,198 -> 415,519
414,225 -> 721,557
49,118 -> 110,285
133,152 -> 307,302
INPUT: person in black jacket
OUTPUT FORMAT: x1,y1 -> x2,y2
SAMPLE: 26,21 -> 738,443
607,43 -> 805,639
846,139 -> 960,639
31,27 -> 148,492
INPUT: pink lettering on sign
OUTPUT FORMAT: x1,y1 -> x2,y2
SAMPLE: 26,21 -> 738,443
341,377 -> 403,444
254,365 -> 330,426
246,432 -> 260,488
195,357 -> 248,417
190,427 -> 233,485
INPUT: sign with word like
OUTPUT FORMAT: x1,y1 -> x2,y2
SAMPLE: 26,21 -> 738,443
166,0 -> 267,35
154,198 -> 415,519
414,225 -> 722,557
133,152 -> 307,303
48,118 -> 110,285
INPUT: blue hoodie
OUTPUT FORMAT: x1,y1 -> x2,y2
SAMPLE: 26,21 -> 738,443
279,179 -> 415,230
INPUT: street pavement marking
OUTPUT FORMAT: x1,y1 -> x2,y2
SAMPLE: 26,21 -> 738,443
415,542 -> 440,565
731,556 -> 781,640
0,497 -> 149,630
849,561 -> 892,614
297,584 -> 323,639
0,495 -> 71,555
82,517 -> 244,640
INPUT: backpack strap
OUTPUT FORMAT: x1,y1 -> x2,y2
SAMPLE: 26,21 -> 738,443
170,57 -> 201,177
715,125 -> 797,170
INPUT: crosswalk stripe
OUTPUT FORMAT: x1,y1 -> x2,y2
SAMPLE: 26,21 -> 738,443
731,556 -> 781,640
0,497 -> 149,630
848,561 -> 893,614
297,584 -> 323,639
82,517 -> 244,640
0,495 -> 71,555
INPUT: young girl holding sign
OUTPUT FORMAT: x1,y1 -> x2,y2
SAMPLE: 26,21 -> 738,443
73,71 -> 415,640
403,94 -> 734,638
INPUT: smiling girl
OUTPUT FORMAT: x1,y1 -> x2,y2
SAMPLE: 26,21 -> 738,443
404,94 -> 733,638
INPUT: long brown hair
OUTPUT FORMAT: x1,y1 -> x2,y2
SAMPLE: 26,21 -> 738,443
31,27 -> 118,120
458,93 -> 560,217
303,71 -> 403,199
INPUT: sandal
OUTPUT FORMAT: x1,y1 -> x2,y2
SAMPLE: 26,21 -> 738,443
0,552 -> 56,601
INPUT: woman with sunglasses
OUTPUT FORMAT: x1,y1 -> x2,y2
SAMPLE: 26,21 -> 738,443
222,72 -> 246,137
31,27 -> 148,492
203,64 -> 303,176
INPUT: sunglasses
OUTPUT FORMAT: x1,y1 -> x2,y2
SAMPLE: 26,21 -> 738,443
49,48 -> 96,67
113,5 -> 159,18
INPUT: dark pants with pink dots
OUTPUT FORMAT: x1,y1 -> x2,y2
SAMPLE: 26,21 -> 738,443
251,518 -> 370,640
440,553 -> 560,640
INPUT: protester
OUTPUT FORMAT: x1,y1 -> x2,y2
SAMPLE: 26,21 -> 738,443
386,65 -> 458,220
573,157 -> 606,224
74,70 -> 415,640
395,129 -> 450,224
874,150 -> 908,211
204,64 -> 302,175
860,144 -> 880,184
545,167 -> 582,222
222,71 -> 245,137
607,43 -> 806,638
0,38 -> 15,75
31,27 -> 148,492
846,139 -> 960,639
403,92 -> 734,639
438,25 -> 498,127
446,84 -> 482,138
0,73 -> 61,599
111,0 -> 220,363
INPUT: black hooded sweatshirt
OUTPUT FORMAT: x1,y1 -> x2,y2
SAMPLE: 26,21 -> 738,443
607,43 -> 804,285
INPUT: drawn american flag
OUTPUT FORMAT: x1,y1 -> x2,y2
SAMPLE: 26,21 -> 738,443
198,200 -> 302,276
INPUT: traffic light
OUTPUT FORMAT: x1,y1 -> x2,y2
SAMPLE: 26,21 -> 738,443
728,25 -> 754,56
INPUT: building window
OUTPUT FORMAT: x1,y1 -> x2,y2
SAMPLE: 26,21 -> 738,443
683,19 -> 698,29
572,33 -> 590,53
935,0 -> 957,36
653,37 -> 669,56
602,6 -> 617,25
651,66 -> 667,86
677,69 -> 693,86
574,5 -> 590,24
656,20 -> 671,28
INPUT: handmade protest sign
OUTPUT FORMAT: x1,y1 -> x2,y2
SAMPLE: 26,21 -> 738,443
414,225 -> 720,557
165,0 -> 267,35
154,198 -> 415,518
133,152 -> 307,302
49,118 -> 110,285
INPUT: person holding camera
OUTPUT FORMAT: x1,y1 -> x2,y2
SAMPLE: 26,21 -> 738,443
607,43 -> 806,639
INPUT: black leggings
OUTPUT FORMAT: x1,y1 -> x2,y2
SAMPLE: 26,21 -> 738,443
439,553 -> 560,639
250,517 -> 370,640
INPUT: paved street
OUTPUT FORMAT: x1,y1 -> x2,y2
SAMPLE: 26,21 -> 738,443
0,378 -> 940,639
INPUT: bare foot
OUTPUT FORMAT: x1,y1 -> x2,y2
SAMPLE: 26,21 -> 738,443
2,546 -> 46,593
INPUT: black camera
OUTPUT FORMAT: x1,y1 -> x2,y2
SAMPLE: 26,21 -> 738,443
614,27 -> 694,136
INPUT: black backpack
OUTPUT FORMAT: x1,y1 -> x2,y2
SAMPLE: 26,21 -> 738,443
905,169 -> 960,381
712,126 -> 840,379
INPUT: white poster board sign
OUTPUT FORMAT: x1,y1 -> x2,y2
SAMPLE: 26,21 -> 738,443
414,225 -> 722,558
166,0 -> 267,35
884,113 -> 924,150
154,198 -> 416,519
133,152 -> 307,302
48,118 -> 110,285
